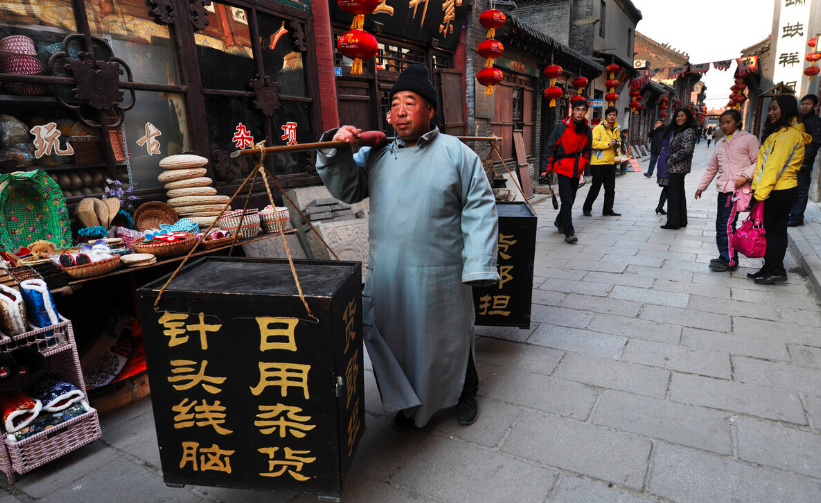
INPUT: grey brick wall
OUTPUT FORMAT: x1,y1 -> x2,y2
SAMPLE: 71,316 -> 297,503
570,0 -> 595,54
515,0 -> 572,45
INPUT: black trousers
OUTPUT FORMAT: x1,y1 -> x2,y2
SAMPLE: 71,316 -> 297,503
665,173 -> 688,228
762,187 -> 798,277
583,164 -> 616,214
554,173 -> 580,236
657,186 -> 667,211
460,348 -> 478,402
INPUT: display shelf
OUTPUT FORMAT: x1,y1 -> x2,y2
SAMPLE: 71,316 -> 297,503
37,162 -> 129,172
0,94 -> 59,104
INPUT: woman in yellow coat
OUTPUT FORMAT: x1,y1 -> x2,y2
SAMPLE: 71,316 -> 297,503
748,95 -> 812,284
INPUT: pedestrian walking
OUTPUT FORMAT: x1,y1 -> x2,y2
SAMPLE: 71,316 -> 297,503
582,107 -> 622,216
660,108 -> 698,229
316,64 -> 501,429
788,94 -> 821,226
542,99 -> 592,244
747,95 -> 811,284
694,109 -> 760,272
654,127 -> 673,215
645,118 -> 665,178
705,127 -> 714,148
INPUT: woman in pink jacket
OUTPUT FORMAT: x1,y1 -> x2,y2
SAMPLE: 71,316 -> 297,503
695,109 -> 760,272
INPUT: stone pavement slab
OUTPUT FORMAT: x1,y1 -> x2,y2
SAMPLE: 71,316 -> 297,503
480,367 -> 597,419
681,327 -> 791,361
621,339 -> 731,379
733,357 -> 821,396
550,476 -> 656,503
736,416 -> 821,479
502,411 -> 651,490
527,324 -> 627,359
475,337 -> 564,375
553,352 -> 670,398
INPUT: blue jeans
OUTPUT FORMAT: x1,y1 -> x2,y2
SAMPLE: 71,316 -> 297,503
788,164 -> 813,224
646,153 -> 659,176
716,192 -> 739,266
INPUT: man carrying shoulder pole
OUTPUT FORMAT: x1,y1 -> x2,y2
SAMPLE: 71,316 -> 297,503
541,99 -> 593,244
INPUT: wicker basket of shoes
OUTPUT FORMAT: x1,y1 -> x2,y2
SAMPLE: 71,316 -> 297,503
217,210 -> 260,239
62,256 -> 121,280
131,235 -> 197,258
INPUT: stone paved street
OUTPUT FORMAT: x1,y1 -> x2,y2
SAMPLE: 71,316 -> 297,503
2,141 -> 821,502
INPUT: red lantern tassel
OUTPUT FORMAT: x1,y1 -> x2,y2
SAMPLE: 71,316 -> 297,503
485,58 -> 494,68
485,85 -> 494,96
486,28 -> 495,39
550,99 -> 556,107
351,58 -> 363,75
350,14 -> 365,30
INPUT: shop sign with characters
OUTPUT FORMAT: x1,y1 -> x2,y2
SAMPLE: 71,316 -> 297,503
331,0 -> 469,50
138,257 -> 365,499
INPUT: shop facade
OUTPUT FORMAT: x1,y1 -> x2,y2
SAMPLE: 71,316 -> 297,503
0,0 -> 324,210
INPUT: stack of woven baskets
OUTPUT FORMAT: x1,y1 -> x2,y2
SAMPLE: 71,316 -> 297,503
158,154 -> 231,230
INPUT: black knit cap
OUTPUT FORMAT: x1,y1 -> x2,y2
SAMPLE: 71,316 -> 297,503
390,64 -> 438,111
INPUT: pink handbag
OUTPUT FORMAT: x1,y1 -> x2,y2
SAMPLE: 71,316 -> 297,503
733,201 -> 766,258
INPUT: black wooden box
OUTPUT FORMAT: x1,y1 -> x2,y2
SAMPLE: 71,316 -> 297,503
473,201 -> 537,329
137,257 -> 364,500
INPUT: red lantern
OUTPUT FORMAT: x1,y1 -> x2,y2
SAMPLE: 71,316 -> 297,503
338,0 -> 380,28
805,66 -> 821,77
479,9 -> 506,35
730,84 -> 743,92
733,94 -> 746,104
629,90 -> 640,98
544,64 -> 563,79
660,111 -> 668,118
810,37 -> 818,48
660,105 -> 668,111
629,101 -> 641,114
338,30 -> 378,75
544,85 -> 563,107
605,63 -> 620,75
807,53 -> 821,63
478,39 -> 505,59
660,97 -> 669,104
606,79 -> 620,89
571,77 -> 588,89
605,92 -> 619,105
477,67 -> 503,93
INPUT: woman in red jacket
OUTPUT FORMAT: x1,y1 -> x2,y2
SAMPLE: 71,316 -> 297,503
541,99 -> 593,244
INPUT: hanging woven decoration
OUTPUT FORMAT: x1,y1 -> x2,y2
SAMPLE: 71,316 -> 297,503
478,8 -> 506,95
604,63 -> 620,106
337,0 -> 380,75
543,64 -> 563,106
571,76 -> 588,96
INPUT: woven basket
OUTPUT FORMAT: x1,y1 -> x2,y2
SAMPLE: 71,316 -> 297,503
1,55 -> 45,96
6,266 -> 42,284
131,235 -> 196,258
62,256 -> 120,280
218,210 -> 261,239
159,154 -> 208,170
189,216 -> 219,228
17,259 -> 70,290
120,253 -> 156,267
259,206 -> 289,233
164,177 -> 213,190
166,195 -> 230,208
198,235 -> 236,250
133,202 -> 178,232
0,36 -> 36,57
157,168 -> 207,184
69,133 -> 129,164
166,187 -> 217,199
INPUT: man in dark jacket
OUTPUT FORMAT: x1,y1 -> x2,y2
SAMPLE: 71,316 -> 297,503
789,94 -> 821,226
541,99 -> 593,243
644,118 -> 665,178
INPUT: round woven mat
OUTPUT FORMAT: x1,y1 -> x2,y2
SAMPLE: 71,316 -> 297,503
157,168 -> 207,183
120,253 -> 157,267
159,154 -> 208,170
164,177 -> 213,190
176,204 -> 231,215
190,216 -> 219,227
167,195 -> 230,208
166,186 -> 217,199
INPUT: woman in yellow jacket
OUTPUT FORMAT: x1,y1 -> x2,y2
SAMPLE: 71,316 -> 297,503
582,107 -> 622,216
748,95 -> 812,284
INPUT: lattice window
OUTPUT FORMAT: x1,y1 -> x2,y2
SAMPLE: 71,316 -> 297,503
375,42 -> 425,73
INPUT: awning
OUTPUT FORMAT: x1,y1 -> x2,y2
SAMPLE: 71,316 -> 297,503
593,51 -> 641,78
499,15 -> 603,78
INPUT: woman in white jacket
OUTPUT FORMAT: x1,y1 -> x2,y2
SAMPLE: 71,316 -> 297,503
695,109 -> 760,272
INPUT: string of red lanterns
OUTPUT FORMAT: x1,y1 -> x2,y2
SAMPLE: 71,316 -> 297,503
570,76 -> 588,105
729,78 -> 747,110
337,0 -> 379,75
659,96 -> 669,119
604,63 -> 620,107
476,9 -> 506,95
628,81 -> 641,114
805,37 -> 820,79
543,64 -> 563,107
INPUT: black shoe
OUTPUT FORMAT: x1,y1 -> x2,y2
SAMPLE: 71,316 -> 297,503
747,267 -> 766,279
709,261 -> 738,272
660,224 -> 678,229
603,211 -> 621,216
655,208 -> 667,215
644,173 -> 652,178
582,210 -> 592,217
555,221 -> 564,234
754,273 -> 788,284
456,397 -> 478,425
394,411 -> 416,432
565,234 -> 578,244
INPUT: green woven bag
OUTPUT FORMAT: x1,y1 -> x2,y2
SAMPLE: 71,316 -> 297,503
0,170 -> 72,253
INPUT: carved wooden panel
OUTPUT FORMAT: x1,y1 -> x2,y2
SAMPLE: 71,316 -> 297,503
190,0 -> 212,31
149,0 -> 175,24
289,20 -> 307,52
249,75 -> 281,117
211,150 -> 235,183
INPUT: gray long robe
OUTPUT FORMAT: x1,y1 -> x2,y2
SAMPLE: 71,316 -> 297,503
316,126 -> 500,426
